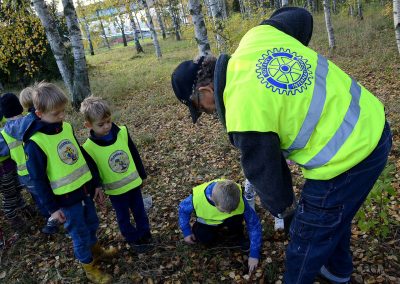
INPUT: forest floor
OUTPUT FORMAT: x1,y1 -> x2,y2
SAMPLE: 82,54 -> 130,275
0,8 -> 399,284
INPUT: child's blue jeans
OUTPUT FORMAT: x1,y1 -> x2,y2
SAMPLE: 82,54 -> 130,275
284,121 -> 392,284
19,175 -> 49,218
61,196 -> 99,264
109,187 -> 150,243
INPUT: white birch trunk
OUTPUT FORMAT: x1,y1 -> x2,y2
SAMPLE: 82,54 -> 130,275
155,4 -> 167,39
281,0 -> 288,6
188,0 -> 211,56
203,0 -> 212,17
220,0 -> 228,20
168,0 -> 181,40
32,0 -> 73,96
96,10 -> 111,49
129,12 -> 144,53
62,0 -> 91,107
357,0 -> 363,20
209,0 -> 226,52
323,0 -> 336,50
394,0 -> 400,55
140,0 -> 162,58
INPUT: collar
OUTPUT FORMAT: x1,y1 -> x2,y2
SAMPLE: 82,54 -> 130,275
213,54 -> 230,129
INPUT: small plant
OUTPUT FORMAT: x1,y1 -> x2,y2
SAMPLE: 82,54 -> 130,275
355,163 -> 397,240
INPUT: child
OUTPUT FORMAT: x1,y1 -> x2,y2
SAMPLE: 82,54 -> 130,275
24,82 -> 114,284
0,94 -> 28,232
0,91 -> 59,234
178,179 -> 262,273
80,96 -> 152,253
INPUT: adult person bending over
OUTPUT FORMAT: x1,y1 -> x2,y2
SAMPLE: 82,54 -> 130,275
171,7 -> 392,284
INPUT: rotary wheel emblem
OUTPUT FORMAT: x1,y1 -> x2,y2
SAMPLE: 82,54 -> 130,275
256,48 -> 313,95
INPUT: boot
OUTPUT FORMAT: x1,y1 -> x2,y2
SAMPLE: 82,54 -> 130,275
82,260 -> 112,284
91,243 -> 118,263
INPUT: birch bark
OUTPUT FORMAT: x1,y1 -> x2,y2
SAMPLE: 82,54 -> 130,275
188,0 -> 211,56
323,0 -> 336,50
139,0 -> 162,58
394,0 -> 400,54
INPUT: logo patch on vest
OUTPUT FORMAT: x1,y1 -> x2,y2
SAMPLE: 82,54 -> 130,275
108,150 -> 130,173
256,48 -> 313,95
57,139 -> 78,165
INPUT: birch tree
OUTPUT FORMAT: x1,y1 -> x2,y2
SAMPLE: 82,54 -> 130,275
76,0 -> 94,55
168,0 -> 181,40
125,1 -> 144,53
139,0 -> 162,58
62,0 -> 91,107
323,0 -> 335,50
281,0 -> 288,7
188,0 -> 211,56
209,0 -> 226,52
357,0 -> 363,20
395,0 -> 400,54
154,2 -> 167,39
32,0 -> 74,96
95,9 -> 111,49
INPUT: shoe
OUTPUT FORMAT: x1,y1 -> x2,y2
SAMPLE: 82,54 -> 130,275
129,234 -> 153,253
319,265 -> 351,284
91,243 -> 118,263
82,260 -> 112,284
42,218 -> 59,235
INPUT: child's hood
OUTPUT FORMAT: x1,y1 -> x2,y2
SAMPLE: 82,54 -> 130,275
23,118 -> 62,142
4,112 -> 38,141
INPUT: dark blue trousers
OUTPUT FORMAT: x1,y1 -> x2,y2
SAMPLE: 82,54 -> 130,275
109,187 -> 150,243
284,121 -> 392,283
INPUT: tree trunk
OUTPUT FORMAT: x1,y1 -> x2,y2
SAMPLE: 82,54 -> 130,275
395,0 -> 400,55
121,25 -> 128,46
209,0 -> 226,52
349,4 -> 354,17
62,0 -> 91,108
140,0 -> 162,58
332,0 -> 337,14
188,0 -> 211,56
133,8 -> 144,40
281,0 -> 288,6
179,0 -> 188,24
83,20 -> 94,55
203,0 -> 212,16
169,0 -> 181,41
357,0 -> 363,20
32,0 -> 73,96
96,10 -> 111,49
220,0 -> 228,19
323,0 -> 335,50
155,4 -> 167,39
129,12 -> 144,53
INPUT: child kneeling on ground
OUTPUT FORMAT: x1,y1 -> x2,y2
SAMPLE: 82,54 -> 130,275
80,96 -> 152,253
178,179 -> 262,273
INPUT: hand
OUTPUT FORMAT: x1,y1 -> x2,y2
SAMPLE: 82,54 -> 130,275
248,257 -> 258,274
94,187 -> 106,209
51,209 -> 66,224
184,234 -> 196,244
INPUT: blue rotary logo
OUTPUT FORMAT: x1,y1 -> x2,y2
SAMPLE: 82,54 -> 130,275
256,48 -> 313,95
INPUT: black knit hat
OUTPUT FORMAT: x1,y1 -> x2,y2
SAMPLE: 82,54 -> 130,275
262,7 -> 313,46
0,93 -> 23,118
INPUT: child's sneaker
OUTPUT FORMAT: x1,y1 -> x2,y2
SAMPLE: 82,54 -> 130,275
129,233 -> 153,253
42,217 -> 59,235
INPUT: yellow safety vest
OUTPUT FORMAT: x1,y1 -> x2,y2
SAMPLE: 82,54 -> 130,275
82,126 -> 142,195
1,130 -> 28,176
192,179 -> 244,225
224,25 -> 385,180
30,122 -> 92,195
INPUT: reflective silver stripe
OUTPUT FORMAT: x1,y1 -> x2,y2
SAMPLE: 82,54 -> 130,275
50,164 -> 90,190
8,140 -> 23,150
17,163 -> 27,172
103,171 -> 140,191
286,54 -> 328,154
196,217 -> 218,226
303,79 -> 361,169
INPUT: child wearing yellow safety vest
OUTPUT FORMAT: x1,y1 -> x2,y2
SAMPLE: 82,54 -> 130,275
178,179 -> 262,274
80,96 -> 152,253
24,83 -> 115,284
0,89 -> 60,234
0,93 -> 28,232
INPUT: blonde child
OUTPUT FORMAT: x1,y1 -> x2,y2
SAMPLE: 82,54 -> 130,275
178,179 -> 262,273
80,96 -> 152,253
24,82 -> 114,284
